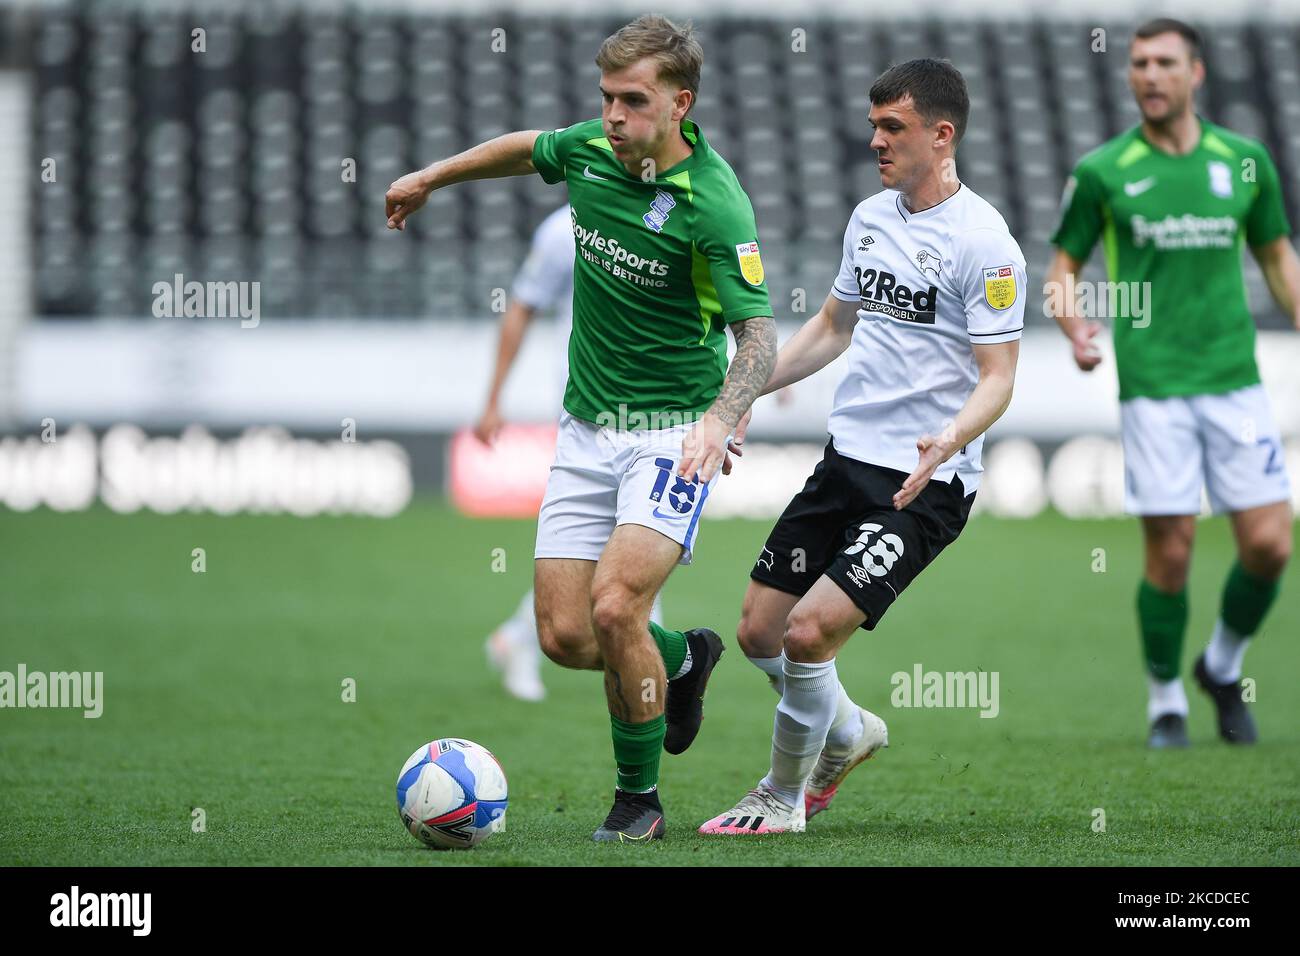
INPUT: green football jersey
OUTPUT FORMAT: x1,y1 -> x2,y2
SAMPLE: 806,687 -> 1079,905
531,118 -> 772,426
1051,118 -> 1291,401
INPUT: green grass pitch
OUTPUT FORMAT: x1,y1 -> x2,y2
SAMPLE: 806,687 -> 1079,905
1,501 -> 1296,866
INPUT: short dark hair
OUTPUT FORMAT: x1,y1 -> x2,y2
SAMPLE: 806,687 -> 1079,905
869,58 -> 970,145
1133,17 -> 1203,61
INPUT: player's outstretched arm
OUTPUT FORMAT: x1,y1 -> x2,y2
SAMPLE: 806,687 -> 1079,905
1251,237 -> 1300,331
677,314 -> 777,483
759,292 -> 859,395
1045,248 -> 1102,371
893,340 -> 1019,511
386,130 -> 543,230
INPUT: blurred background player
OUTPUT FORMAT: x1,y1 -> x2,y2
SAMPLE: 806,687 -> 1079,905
1048,18 -> 1300,748
477,204 -> 665,701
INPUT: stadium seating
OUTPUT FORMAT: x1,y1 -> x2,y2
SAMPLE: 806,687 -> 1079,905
28,8 -> 1298,324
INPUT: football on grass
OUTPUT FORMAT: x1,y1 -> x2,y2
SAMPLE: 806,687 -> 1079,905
396,738 -> 508,849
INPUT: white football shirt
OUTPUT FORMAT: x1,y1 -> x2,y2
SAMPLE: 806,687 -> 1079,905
512,204 -> 576,387
828,184 -> 1025,492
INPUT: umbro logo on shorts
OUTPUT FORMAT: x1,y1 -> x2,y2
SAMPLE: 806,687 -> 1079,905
845,522 -> 905,576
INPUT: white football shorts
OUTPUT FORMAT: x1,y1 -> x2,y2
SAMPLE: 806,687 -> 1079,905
534,411 -> 719,565
1120,384 -> 1291,516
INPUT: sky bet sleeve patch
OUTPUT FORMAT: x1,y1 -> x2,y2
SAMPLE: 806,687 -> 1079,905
982,265 -> 1017,310
736,241 -> 764,286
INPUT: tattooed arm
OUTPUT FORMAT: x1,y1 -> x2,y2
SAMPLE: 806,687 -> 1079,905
677,315 -> 778,482
710,316 -> 780,427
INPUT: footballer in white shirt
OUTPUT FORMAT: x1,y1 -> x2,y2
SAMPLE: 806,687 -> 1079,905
701,59 -> 1025,835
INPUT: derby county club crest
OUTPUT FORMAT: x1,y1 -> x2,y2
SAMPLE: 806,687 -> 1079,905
916,249 -> 943,280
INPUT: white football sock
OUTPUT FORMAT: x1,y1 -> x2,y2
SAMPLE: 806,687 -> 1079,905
749,655 -> 861,750
824,685 -> 864,752
747,654 -> 784,695
763,654 -> 838,806
1147,676 -> 1188,722
1205,619 -> 1249,684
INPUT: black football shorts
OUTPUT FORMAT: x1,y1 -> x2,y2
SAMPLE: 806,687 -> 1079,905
749,440 -> 975,630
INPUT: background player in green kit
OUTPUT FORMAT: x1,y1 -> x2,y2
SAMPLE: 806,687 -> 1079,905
1048,18 -> 1300,748
385,16 -> 777,840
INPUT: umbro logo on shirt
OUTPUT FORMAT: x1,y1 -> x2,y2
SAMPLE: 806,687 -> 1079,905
859,235 -> 875,251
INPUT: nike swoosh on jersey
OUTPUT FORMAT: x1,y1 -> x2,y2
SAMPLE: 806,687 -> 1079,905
583,165 -> 609,181
1123,177 -> 1157,197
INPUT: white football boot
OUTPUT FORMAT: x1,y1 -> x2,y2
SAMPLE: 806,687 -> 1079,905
485,628 -> 545,702
699,783 -> 806,835
804,707 -> 888,820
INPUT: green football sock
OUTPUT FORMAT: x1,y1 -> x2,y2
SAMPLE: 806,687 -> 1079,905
1137,579 -> 1187,682
647,621 -> 689,679
1221,560 -> 1280,637
611,714 -> 665,793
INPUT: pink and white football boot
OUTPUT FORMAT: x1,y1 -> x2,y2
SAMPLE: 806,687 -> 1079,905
804,707 -> 889,820
698,783 -> 806,835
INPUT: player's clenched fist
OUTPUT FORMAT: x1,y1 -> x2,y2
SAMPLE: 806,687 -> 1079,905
678,412 -> 732,484
386,170 -> 434,230
1071,320 -> 1103,372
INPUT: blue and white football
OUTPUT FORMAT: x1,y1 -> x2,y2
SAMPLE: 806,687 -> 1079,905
396,738 -> 508,849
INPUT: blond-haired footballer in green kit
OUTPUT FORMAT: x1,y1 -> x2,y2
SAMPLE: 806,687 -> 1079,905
386,16 -> 777,841
1047,19 -> 1300,748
